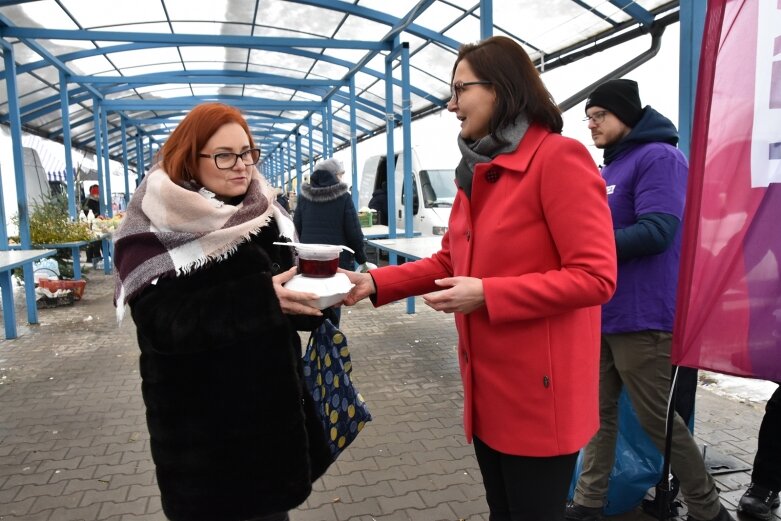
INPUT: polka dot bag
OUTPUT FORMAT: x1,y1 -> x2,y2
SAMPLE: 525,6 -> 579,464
303,319 -> 372,459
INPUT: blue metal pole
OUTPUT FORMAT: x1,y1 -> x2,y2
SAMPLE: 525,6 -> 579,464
285,139 -> 291,189
401,43 -> 413,238
320,108 -> 329,158
92,98 -> 105,215
307,119 -> 314,187
326,100 -> 334,157
135,133 -> 144,184
2,39 -> 39,325
480,0 -> 493,39
274,146 -> 279,187
100,103 -> 113,218
4,45 -> 32,249
59,70 -> 77,219
295,131 -> 303,197
147,136 -> 154,170
385,43 -> 397,241
120,117 -> 130,206
678,0 -> 707,159
349,77 -> 359,209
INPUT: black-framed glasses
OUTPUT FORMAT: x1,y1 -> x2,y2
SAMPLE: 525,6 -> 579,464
199,148 -> 261,170
450,80 -> 492,103
583,110 -> 609,125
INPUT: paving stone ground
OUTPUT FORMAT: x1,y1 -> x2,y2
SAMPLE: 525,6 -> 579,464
0,270 -> 778,521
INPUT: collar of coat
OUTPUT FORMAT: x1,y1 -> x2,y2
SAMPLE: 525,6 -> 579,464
486,123 -> 551,173
300,181 -> 349,202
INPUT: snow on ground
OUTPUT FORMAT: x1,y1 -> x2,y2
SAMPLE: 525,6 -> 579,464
699,371 -> 778,404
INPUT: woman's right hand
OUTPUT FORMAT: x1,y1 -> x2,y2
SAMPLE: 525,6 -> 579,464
342,271 -> 376,305
272,267 -> 322,316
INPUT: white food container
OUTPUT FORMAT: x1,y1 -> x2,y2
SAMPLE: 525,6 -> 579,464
282,272 -> 354,309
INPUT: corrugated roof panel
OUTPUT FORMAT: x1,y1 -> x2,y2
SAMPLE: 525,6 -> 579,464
0,0 -> 679,168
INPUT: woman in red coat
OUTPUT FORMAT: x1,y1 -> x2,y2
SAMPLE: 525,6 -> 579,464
344,36 -> 616,521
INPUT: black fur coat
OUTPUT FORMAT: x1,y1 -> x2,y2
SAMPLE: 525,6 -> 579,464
130,219 -> 332,521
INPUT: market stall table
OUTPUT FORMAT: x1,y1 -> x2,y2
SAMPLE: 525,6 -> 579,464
361,224 -> 421,240
7,234 -> 111,279
0,249 -> 56,339
366,236 -> 443,313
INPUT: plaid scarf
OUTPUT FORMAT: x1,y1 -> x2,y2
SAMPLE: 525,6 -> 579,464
113,167 -> 290,321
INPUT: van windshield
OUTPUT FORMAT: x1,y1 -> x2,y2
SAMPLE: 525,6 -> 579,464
419,169 -> 456,208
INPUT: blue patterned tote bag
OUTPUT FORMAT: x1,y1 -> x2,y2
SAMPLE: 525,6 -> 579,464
303,319 -> 372,459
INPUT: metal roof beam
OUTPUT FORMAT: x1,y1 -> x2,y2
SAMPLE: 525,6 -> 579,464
291,0 -> 460,50
567,0 -> 621,27
0,85 -> 87,124
101,98 -> 324,111
0,15 -> 104,101
0,27 -> 391,51
69,71 -> 349,88
608,0 -> 654,27
4,41 -> 439,114
331,113 -> 371,134
268,0 -> 438,159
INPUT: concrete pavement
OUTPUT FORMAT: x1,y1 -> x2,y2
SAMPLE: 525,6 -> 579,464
0,270 -> 777,521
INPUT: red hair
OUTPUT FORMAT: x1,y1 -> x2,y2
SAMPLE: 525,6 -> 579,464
161,103 -> 256,184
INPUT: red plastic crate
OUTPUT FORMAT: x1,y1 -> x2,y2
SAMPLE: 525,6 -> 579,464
38,278 -> 87,300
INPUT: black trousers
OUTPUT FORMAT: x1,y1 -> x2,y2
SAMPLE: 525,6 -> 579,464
473,436 -> 578,521
752,383 -> 781,492
85,240 -> 102,262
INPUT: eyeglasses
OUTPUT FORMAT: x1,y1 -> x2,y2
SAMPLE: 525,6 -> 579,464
450,80 -> 492,103
199,148 -> 261,170
583,110 -> 609,125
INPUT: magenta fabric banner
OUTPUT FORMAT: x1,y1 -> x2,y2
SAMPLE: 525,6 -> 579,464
672,0 -> 781,381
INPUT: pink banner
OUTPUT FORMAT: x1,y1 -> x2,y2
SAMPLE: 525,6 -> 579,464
672,0 -> 781,381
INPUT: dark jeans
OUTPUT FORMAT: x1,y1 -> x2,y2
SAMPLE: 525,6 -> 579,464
752,383 -> 781,492
473,436 -> 578,521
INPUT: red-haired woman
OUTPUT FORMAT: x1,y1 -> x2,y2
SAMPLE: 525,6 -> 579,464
344,36 -> 617,521
113,103 -> 332,521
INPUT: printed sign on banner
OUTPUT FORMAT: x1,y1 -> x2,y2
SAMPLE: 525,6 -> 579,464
751,0 -> 781,187
672,0 -> 781,382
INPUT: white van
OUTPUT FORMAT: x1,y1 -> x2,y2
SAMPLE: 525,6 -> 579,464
0,134 -> 52,234
358,149 -> 456,236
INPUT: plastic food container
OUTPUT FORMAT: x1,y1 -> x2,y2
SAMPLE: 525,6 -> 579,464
274,242 -> 355,278
283,273 -> 354,309
296,244 -> 343,278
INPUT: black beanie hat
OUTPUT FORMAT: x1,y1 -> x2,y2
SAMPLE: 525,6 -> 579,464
585,79 -> 643,127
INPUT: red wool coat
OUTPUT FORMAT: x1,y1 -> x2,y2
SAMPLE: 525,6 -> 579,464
371,124 -> 617,456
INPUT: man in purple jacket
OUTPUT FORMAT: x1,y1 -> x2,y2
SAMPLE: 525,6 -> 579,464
566,79 -> 734,521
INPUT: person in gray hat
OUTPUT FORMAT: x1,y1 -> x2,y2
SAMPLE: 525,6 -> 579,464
294,157 -> 368,326
566,79 -> 735,521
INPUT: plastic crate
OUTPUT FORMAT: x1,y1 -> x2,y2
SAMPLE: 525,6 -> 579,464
37,278 -> 87,300
37,292 -> 75,309
358,211 -> 374,227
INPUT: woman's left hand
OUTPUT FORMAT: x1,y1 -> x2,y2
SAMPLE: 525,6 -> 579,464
422,276 -> 485,314
273,267 -> 322,316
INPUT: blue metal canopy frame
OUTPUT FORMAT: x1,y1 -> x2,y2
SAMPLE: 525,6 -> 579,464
0,0 -> 686,276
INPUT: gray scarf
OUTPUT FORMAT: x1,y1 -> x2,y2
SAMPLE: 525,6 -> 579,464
456,116 -> 530,199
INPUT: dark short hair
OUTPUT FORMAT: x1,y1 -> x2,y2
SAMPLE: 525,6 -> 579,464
452,36 -> 562,140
